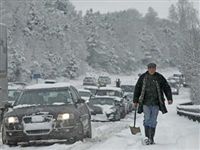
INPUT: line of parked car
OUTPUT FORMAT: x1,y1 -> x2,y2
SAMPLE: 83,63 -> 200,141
80,76 -> 135,122
3,78 -> 135,146
167,73 -> 189,95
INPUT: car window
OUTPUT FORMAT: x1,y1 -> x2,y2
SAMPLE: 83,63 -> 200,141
8,90 -> 21,102
90,98 -> 114,105
79,91 -> 91,97
96,90 -> 122,97
71,86 -> 81,99
70,87 -> 79,103
15,88 -> 73,106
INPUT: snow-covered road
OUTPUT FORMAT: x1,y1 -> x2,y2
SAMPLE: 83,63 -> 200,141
0,68 -> 199,150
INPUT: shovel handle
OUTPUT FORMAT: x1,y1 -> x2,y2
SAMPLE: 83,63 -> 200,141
134,107 -> 137,127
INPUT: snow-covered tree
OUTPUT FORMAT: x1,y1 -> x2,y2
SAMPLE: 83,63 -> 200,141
168,4 -> 178,23
145,7 -> 158,26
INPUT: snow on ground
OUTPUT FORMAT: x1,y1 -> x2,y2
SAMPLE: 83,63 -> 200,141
1,68 -> 199,150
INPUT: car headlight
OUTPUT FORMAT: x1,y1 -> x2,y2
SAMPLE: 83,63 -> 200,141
57,113 -> 74,120
7,117 -> 19,124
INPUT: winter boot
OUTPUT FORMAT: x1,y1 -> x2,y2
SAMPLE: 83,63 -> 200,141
149,127 -> 156,144
144,126 -> 149,138
143,126 -> 150,145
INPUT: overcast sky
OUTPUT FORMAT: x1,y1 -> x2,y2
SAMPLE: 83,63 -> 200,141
70,0 -> 199,19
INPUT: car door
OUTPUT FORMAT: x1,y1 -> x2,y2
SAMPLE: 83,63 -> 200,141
70,86 -> 90,132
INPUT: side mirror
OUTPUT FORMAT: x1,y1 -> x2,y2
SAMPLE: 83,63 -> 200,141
4,102 -> 13,109
123,95 -> 127,99
77,99 -> 85,104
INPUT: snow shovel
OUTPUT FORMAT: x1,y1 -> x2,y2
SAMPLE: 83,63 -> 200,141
129,107 -> 141,135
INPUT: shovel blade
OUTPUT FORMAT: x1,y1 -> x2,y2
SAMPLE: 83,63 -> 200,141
129,126 -> 141,135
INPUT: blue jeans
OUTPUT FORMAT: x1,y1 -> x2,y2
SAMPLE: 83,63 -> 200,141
143,105 -> 159,128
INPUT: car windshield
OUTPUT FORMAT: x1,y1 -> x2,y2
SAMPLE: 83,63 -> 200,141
121,85 -> 135,92
90,98 -> 114,105
15,88 -> 73,106
84,88 -> 97,95
8,90 -> 21,102
99,76 -> 108,80
96,90 -> 121,97
84,77 -> 94,81
79,91 -> 91,97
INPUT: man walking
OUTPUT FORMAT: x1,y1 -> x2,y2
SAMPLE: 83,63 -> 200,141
133,63 -> 173,145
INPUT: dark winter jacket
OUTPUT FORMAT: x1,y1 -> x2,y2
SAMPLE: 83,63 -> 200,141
133,71 -> 173,114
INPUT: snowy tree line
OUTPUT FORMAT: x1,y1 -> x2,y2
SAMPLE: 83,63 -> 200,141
168,0 -> 200,104
0,0 -> 199,104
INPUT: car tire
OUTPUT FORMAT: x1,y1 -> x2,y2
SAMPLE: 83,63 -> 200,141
115,111 -> 121,121
1,125 -> 17,146
121,111 -> 126,119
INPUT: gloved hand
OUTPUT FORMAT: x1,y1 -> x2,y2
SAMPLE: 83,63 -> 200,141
168,100 -> 173,105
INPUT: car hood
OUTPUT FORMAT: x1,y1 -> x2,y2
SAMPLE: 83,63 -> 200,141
93,104 -> 115,114
5,105 -> 79,119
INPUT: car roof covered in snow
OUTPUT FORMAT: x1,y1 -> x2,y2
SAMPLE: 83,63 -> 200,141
78,89 -> 92,93
8,85 -> 24,90
93,96 -> 122,101
24,82 -> 71,90
83,86 -> 99,89
99,86 -> 122,92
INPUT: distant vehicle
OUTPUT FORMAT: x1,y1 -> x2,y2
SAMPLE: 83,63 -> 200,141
168,82 -> 179,95
123,92 -> 134,112
171,86 -> 179,95
168,77 -> 181,88
95,87 -> 127,118
83,77 -> 97,86
78,89 -> 93,103
120,85 -> 135,93
96,87 -> 123,97
88,96 -> 121,121
83,86 -> 99,95
98,76 -> 111,87
173,74 -> 189,87
2,83 -> 92,146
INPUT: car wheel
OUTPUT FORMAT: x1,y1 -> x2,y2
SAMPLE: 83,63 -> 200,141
121,111 -> 126,119
115,111 -> 121,121
2,125 -> 17,146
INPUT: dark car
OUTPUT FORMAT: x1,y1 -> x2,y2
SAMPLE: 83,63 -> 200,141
83,77 -> 97,86
2,83 -> 92,146
173,74 -> 189,87
88,96 -> 121,121
168,76 -> 182,88
120,85 -> 135,93
168,81 -> 179,95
